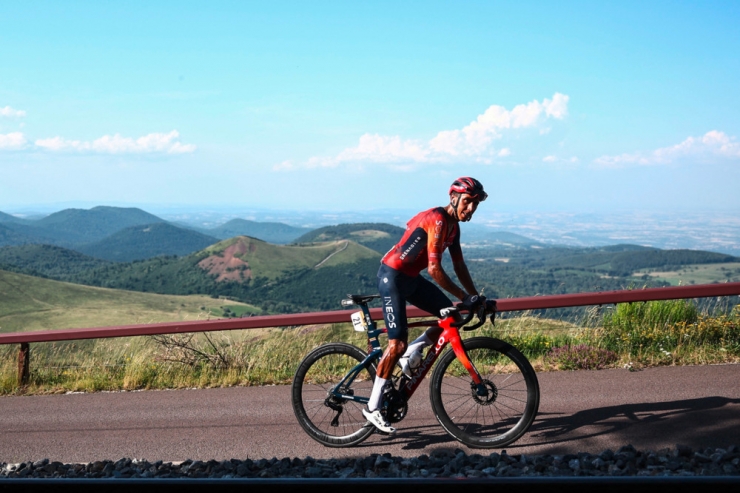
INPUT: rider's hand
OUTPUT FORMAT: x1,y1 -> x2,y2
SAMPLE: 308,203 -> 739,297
461,294 -> 485,312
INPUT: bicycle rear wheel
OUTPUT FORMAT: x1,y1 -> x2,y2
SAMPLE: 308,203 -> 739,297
430,337 -> 539,448
291,342 -> 377,447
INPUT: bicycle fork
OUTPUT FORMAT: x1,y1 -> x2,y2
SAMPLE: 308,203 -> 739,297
448,332 -> 490,397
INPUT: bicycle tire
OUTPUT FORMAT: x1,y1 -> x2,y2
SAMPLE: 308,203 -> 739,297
291,342 -> 377,447
429,337 -> 539,448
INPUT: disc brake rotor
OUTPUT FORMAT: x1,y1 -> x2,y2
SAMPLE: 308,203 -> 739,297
470,380 -> 498,405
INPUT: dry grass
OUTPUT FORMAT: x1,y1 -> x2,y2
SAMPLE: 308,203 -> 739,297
2,304 -> 738,395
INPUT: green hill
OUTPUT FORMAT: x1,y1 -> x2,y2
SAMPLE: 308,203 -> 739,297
0,244 -> 111,278
32,206 -> 165,244
199,236 -> 380,281
208,219 -> 311,244
0,269 -> 260,333
294,222 -> 405,254
77,222 -> 219,262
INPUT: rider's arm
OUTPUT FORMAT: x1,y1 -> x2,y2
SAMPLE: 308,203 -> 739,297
448,231 -> 479,298
428,260 -> 467,301
452,258 -> 478,297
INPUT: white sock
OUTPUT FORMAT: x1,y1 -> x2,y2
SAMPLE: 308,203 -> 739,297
368,376 -> 388,412
402,333 -> 434,358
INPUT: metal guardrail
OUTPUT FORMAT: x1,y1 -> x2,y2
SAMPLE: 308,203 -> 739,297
2,282 -> 740,384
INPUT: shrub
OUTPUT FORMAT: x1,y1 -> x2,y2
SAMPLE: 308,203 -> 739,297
601,299 -> 699,353
601,300 -> 740,358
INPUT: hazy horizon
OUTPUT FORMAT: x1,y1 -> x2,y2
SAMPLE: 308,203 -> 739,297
3,202 -> 739,256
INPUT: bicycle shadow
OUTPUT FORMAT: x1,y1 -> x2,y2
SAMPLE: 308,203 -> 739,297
517,395 -> 740,451
356,396 -> 740,452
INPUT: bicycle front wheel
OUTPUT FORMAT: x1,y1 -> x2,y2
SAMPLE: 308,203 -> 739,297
291,342 -> 377,447
430,337 -> 539,448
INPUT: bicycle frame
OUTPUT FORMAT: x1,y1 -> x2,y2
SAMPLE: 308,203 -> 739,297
331,302 -> 487,406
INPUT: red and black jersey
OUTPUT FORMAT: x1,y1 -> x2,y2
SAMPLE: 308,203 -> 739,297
381,207 -> 463,277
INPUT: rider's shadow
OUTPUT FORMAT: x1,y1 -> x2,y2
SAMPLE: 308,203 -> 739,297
354,396 -> 740,452
519,396 -> 740,450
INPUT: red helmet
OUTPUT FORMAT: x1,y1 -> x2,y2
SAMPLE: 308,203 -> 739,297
449,177 -> 487,201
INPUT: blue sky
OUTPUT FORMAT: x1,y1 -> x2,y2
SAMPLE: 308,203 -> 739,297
1,1 -> 739,215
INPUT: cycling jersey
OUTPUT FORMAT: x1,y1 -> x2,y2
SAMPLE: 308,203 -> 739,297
381,207 -> 463,277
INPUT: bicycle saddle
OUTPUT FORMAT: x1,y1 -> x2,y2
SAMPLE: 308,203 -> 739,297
344,294 -> 381,305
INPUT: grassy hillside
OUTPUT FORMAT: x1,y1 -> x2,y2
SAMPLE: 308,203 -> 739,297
0,237 -> 382,313
208,219 -> 311,244
0,269 -> 260,333
77,222 -> 219,262
200,236 -> 379,281
294,222 -> 405,254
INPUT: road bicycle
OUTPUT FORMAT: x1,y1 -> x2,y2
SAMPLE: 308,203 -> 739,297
291,294 -> 540,448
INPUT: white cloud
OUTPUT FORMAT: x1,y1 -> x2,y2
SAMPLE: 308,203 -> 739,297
34,130 -> 196,154
278,93 -> 569,170
0,132 -> 27,150
335,134 -> 429,163
594,130 -> 740,167
273,160 -> 296,171
0,106 -> 26,118
542,155 -> 579,164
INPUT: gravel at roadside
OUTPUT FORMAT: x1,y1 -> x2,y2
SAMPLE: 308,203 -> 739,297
2,445 -> 739,479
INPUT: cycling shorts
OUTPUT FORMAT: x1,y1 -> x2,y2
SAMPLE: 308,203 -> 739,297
377,263 -> 453,341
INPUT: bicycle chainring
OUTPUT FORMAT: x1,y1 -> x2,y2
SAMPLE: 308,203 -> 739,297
381,387 -> 408,423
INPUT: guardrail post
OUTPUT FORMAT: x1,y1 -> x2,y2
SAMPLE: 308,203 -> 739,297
18,343 -> 30,386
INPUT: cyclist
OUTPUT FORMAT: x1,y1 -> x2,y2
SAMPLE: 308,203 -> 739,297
363,176 -> 488,433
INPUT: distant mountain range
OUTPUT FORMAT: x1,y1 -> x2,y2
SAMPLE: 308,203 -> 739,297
7,205 -> 733,315
0,206 -> 166,249
0,206 -> 415,261
1,209 -> 738,313
0,206 -> 312,258
206,219 -> 312,244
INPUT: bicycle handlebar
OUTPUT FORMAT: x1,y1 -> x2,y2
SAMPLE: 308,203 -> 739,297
451,299 -> 497,331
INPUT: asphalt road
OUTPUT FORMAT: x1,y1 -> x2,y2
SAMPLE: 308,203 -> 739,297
1,364 -> 738,463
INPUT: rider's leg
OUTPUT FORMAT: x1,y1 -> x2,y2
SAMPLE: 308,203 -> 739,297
364,338 -> 405,433
400,276 -> 453,360
362,264 -> 414,432
367,339 -> 407,411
